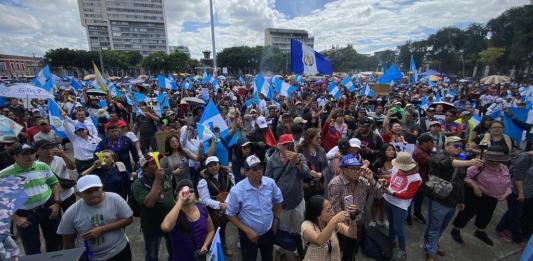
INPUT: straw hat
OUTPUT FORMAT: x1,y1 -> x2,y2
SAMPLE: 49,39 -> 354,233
392,152 -> 417,171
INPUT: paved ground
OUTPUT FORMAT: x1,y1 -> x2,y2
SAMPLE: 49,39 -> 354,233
16,144 -> 526,260
126,197 -> 525,261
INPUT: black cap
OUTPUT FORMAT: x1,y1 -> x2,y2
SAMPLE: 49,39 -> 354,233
417,133 -> 434,144
13,144 -> 36,155
338,138 -> 350,151
360,117 -> 372,126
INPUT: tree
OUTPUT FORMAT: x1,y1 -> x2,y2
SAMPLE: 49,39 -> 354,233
478,47 -> 505,68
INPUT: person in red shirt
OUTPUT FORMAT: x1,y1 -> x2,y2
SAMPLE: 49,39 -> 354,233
382,152 -> 422,260
321,109 -> 345,152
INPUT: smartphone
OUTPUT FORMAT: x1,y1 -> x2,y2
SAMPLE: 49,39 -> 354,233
344,195 -> 353,210
286,143 -> 295,152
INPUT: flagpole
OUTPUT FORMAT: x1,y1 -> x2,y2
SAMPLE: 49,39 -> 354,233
209,0 -> 217,74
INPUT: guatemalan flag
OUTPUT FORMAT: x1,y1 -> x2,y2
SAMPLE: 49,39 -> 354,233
360,83 -> 374,97
209,227 -> 225,261
341,76 -> 356,93
48,99 -> 66,139
254,74 -> 273,100
33,65 -> 53,92
327,81 -> 341,100
274,78 -> 297,98
197,100 -> 230,142
409,54 -> 417,84
158,75 -> 177,90
291,39 -> 332,75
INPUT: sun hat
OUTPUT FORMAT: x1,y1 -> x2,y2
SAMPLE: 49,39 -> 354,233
292,117 -> 308,125
392,152 -> 418,171
483,149 -> 510,162
445,136 -> 463,145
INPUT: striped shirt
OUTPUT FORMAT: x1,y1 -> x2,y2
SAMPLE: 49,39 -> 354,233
0,162 -> 58,210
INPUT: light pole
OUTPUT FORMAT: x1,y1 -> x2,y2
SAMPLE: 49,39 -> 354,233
209,0 -> 217,74
459,49 -> 465,78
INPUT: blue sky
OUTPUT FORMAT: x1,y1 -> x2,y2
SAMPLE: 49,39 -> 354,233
0,0 -> 529,59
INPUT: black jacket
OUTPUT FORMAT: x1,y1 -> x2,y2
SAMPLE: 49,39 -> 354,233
427,152 -> 466,208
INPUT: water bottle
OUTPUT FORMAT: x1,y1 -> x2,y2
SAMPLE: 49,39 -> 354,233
84,240 -> 94,260
458,153 -> 467,160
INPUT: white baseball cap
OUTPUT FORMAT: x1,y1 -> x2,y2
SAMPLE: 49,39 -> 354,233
349,138 -> 361,149
244,155 -> 263,169
77,175 -> 103,192
205,156 -> 219,166
256,116 -> 268,129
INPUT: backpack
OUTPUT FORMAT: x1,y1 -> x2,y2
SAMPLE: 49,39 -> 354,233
363,226 -> 393,261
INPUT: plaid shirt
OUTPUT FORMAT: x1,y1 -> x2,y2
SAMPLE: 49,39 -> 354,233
328,174 -> 379,214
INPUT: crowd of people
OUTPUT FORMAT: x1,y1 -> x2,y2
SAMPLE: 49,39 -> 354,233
0,74 -> 532,261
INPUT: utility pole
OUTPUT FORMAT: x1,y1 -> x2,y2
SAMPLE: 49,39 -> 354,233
209,0 -> 217,74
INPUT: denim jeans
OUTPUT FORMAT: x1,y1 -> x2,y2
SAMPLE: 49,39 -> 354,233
384,200 -> 408,251
424,200 -> 456,256
496,193 -> 526,242
143,230 -> 172,261
16,207 -> 62,255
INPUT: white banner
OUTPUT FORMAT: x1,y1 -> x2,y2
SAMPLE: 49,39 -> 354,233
391,143 -> 415,154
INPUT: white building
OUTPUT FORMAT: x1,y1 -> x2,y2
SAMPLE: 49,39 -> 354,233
78,0 -> 168,56
264,28 -> 314,53
169,45 -> 190,57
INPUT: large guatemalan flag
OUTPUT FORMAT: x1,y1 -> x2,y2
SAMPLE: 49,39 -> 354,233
291,39 -> 333,75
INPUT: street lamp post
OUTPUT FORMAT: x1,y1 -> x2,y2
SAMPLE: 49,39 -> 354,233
459,49 -> 465,78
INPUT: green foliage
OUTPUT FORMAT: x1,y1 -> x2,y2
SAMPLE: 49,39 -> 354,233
321,45 -> 379,72
478,47 -> 505,66
216,46 -> 287,74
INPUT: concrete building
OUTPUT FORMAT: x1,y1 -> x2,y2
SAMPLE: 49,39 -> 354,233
264,28 -> 314,53
0,54 -> 42,81
78,0 -> 168,56
169,45 -> 190,57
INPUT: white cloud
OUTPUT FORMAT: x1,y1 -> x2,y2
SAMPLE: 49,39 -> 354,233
0,0 -> 528,60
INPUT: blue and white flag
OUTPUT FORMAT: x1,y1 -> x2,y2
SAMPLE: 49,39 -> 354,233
294,74 -> 304,86
33,65 -> 53,92
70,79 -> 83,91
209,227 -> 225,261
420,96 -> 429,110
409,55 -> 417,84
133,92 -> 150,103
156,93 -> 170,116
158,75 -> 177,90
341,76 -> 356,93
48,99 -> 67,139
274,78 -> 297,98
435,91 -> 442,102
254,74 -> 273,99
210,76 -> 219,93
198,100 -> 230,142
98,100 -> 108,110
182,78 -> 192,90
239,76 -> 246,85
291,39 -> 332,75
327,81 -> 341,100
503,107 -> 533,142
202,67 -> 210,84
360,83 -> 374,97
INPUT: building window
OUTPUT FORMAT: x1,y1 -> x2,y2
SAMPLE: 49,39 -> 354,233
0,62 -> 6,71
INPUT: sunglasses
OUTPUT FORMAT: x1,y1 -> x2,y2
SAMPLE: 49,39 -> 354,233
451,144 -> 464,149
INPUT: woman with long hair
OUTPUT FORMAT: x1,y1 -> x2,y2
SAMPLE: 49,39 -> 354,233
298,128 -> 330,199
369,143 -> 397,227
301,195 -> 357,261
161,179 -> 215,261
62,115 -> 101,173
161,134 -> 202,186
476,120 -> 513,155
96,124 -> 139,173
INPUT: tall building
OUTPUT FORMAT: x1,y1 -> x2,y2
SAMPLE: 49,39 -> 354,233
78,0 -> 168,56
264,28 -> 314,53
169,45 -> 190,57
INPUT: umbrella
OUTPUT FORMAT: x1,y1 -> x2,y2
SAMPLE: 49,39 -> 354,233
429,101 -> 455,111
419,69 -> 441,76
0,176 -> 28,241
86,88 -> 108,96
108,76 -> 121,81
480,75 -> 510,84
217,75 -> 226,80
428,75 -> 441,82
83,74 -> 96,81
181,97 -> 206,105
137,75 -> 148,81
0,84 -> 53,99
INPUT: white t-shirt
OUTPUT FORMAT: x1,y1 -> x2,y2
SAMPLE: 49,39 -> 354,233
125,131 -> 138,143
57,192 -> 133,261
45,156 -> 75,201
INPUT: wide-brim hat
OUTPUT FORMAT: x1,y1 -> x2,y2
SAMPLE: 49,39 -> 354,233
483,150 -> 510,162
392,152 -> 417,171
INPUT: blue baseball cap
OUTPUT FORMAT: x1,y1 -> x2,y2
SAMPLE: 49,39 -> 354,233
74,123 -> 87,132
340,154 -> 362,168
